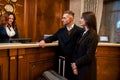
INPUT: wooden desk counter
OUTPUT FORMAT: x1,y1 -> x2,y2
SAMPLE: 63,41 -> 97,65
0,42 -> 58,80
0,42 -> 119,49
0,42 -> 120,80
98,42 -> 120,47
0,42 -> 58,49
96,43 -> 120,80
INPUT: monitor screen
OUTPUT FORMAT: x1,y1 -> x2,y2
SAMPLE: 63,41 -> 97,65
99,36 -> 109,42
10,38 -> 32,43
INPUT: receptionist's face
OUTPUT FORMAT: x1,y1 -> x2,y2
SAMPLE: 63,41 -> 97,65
8,14 -> 14,25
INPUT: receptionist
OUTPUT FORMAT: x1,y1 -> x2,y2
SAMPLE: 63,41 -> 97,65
0,12 -> 19,43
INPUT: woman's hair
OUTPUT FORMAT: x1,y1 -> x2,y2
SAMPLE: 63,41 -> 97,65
82,11 -> 97,31
1,12 -> 17,29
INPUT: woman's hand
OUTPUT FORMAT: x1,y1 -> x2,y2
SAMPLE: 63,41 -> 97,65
38,40 -> 46,48
71,63 -> 78,75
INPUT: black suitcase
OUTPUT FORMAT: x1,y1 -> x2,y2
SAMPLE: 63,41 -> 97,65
39,56 -> 68,80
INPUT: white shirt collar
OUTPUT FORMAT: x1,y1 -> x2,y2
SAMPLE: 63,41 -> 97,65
82,28 -> 89,36
66,24 -> 74,31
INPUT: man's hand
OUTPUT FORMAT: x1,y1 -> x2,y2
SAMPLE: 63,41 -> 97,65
38,40 -> 46,48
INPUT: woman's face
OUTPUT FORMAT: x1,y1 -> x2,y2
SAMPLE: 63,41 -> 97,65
79,17 -> 86,27
8,14 -> 14,25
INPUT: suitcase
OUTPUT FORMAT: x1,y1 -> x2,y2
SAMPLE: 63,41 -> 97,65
39,56 -> 68,80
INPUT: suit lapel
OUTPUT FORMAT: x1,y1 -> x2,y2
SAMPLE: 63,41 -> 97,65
64,25 -> 77,45
70,25 -> 78,36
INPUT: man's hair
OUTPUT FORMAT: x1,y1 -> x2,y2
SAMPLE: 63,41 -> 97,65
63,10 -> 74,17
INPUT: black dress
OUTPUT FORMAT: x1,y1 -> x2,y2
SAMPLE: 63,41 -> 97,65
72,29 -> 98,80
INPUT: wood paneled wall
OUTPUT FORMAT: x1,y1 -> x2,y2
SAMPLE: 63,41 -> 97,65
0,0 -> 69,42
23,0 -> 69,42
97,46 -> 120,80
0,0 -> 24,38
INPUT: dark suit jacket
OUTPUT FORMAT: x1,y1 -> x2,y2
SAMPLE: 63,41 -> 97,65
44,25 -> 84,61
0,24 -> 19,43
73,29 -> 98,80
44,25 -> 84,80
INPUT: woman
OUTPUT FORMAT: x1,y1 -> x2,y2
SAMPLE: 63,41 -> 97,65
71,11 -> 98,80
0,12 -> 19,43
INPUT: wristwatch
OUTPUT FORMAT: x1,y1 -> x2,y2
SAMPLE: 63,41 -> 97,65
4,4 -> 14,12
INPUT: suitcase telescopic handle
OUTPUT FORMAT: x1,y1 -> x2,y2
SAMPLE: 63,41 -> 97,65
59,56 -> 65,60
58,56 -> 65,77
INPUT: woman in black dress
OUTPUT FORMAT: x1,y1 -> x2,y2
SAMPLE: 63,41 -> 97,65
71,11 -> 98,80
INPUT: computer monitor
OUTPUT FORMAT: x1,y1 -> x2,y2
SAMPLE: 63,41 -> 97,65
99,35 -> 109,42
10,38 -> 32,43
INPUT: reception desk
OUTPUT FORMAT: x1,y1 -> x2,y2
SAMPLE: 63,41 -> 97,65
0,42 -> 120,80
0,42 -> 58,80
97,43 -> 120,80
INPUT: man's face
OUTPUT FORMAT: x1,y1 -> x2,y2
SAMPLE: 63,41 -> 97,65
62,14 -> 73,26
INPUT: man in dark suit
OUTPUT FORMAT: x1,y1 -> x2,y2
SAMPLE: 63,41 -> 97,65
39,10 -> 84,80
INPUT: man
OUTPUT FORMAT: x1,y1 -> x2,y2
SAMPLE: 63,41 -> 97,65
39,10 -> 84,80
